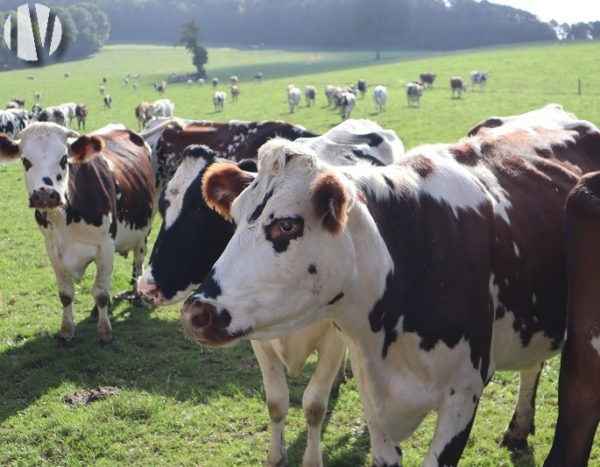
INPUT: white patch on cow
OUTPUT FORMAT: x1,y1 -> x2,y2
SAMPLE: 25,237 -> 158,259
469,161 -> 512,224
513,242 -> 520,257
228,120 -> 250,127
591,335 -> 600,357
163,155 -> 208,229
92,123 -> 126,135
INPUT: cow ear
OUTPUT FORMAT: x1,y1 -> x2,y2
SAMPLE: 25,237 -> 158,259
202,162 -> 255,220
311,171 -> 348,234
68,135 -> 105,163
0,133 -> 21,162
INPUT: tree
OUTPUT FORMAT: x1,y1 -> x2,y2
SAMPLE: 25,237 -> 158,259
179,19 -> 207,77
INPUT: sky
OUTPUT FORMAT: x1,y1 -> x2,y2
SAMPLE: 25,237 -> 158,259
483,0 -> 600,24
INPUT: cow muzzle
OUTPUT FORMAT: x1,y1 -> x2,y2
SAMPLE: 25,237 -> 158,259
137,274 -> 165,306
180,298 -> 249,347
29,188 -> 61,209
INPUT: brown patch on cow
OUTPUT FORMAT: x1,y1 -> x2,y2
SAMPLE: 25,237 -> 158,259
450,142 -> 479,166
69,135 -> 105,163
0,133 -> 20,159
311,171 -> 348,234
202,162 -> 254,220
62,386 -> 119,405
399,154 -> 434,178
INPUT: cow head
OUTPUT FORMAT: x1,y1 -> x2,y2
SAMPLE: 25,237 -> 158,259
181,138 -> 358,346
0,122 -> 104,209
137,144 -> 256,305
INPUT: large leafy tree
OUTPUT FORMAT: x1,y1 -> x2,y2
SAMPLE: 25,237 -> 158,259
179,19 -> 208,77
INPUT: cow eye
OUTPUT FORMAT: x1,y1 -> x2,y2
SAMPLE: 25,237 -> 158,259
278,219 -> 301,235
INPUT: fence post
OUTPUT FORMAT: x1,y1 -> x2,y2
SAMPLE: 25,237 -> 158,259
578,79 -> 581,95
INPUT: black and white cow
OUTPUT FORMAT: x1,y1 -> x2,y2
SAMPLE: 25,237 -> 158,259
181,104 -> 600,465
0,123 -> 155,345
35,107 -> 68,126
0,109 -> 30,138
103,95 -> 112,109
406,82 -> 424,107
304,86 -> 316,107
287,85 -> 302,113
75,104 -> 88,130
137,120 -> 406,466
470,71 -> 490,90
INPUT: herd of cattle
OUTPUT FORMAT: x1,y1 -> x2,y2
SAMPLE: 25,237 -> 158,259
0,102 -> 598,465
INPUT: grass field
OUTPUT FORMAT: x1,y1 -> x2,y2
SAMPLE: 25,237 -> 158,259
1,40 -> 600,466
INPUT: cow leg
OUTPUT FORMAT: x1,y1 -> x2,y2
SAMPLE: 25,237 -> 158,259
424,387 -> 481,467
351,358 -> 402,467
251,340 -> 289,466
45,243 -> 76,344
93,246 -> 114,343
500,362 -> 542,449
301,325 -> 346,467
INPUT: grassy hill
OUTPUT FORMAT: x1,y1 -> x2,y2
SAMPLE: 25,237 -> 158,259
1,41 -> 599,466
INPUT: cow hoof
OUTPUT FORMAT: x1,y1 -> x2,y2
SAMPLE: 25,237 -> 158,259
56,336 -> 75,349
98,338 -> 113,347
499,434 -> 528,451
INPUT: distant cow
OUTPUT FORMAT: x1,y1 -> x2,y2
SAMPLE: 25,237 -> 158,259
99,85 -> 105,95
155,81 -> 167,93
75,104 -> 88,130
33,92 -> 41,103
213,91 -> 226,112
0,109 -> 30,138
451,76 -> 467,98
231,84 -> 240,102
254,72 -> 263,82
357,79 -> 367,98
35,107 -> 68,126
212,77 -> 219,88
336,90 -> 355,120
406,82 -> 424,107
7,98 -> 25,109
470,71 -> 490,90
304,86 -> 316,107
197,78 -> 205,86
151,99 -> 174,118
419,72 -> 436,88
545,172 -> 600,467
58,103 -> 77,126
135,102 -> 154,130
0,123 -> 155,345
64,72 -> 70,78
287,85 -> 302,113
325,84 -> 336,107
181,104 -> 600,466
230,75 -> 238,85
103,94 -> 112,109
373,85 -> 388,113
101,77 -> 107,84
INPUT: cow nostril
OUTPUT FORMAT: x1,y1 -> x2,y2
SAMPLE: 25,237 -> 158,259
49,191 -> 60,202
190,304 -> 213,329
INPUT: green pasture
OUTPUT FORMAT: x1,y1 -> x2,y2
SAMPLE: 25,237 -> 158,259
1,40 -> 600,466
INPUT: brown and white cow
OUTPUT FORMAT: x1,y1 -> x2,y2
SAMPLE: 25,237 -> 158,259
75,104 -> 88,130
137,120 -> 406,466
135,102 -> 153,130
451,77 -> 467,98
419,72 -> 436,89
0,122 -> 155,345
181,104 -> 600,465
545,172 -> 600,467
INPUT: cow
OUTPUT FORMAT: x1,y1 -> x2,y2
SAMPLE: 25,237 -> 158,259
187,79 -> 193,87
212,77 -> 219,88
102,77 -> 107,84
336,90 -> 355,120
304,85 -> 316,107
180,104 -> 600,465
103,95 -> 112,109
470,71 -> 490,90
99,85 -> 105,95
230,75 -> 238,85
135,102 -> 154,130
58,103 -> 77,126
255,72 -> 263,82
0,109 -> 30,138
287,85 -> 301,113
544,172 -> 600,467
357,79 -> 368,98
213,91 -> 226,112
35,107 -> 68,126
419,72 -> 436,89
406,82 -> 424,107
151,99 -> 175,118
132,83 -> 138,92
124,77 -> 130,86
7,98 -> 25,108
155,81 -> 167,93
325,84 -> 336,107
75,104 -> 88,130
0,123 -> 155,345
64,72 -> 70,78
451,76 -> 467,98
5,101 -> 18,109
373,85 -> 388,113
34,92 -> 41,103
231,84 -> 240,102
137,120 -> 405,466
197,78 -> 205,86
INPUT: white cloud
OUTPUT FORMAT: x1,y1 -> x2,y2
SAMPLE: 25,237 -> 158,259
482,0 -> 600,24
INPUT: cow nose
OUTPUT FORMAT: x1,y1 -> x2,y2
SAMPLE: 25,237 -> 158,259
137,275 -> 164,305
181,299 -> 217,335
29,188 -> 61,208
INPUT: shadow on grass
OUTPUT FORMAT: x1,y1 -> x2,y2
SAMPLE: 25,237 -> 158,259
509,444 -> 536,467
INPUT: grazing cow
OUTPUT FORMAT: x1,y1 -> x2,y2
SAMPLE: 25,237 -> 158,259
181,104 -> 600,465
304,85 -> 316,107
138,120 -> 404,466
419,72 -> 436,88
0,109 -> 30,138
7,98 -> 25,108
102,77 -> 107,84
197,78 -> 205,86
406,82 -> 424,107
27,75 -> 34,80
357,79 -> 368,98
151,99 -> 175,118
325,84 -> 336,107
230,75 -> 238,85
75,104 -> 88,130
124,77 -> 130,86
287,85 -> 302,113
64,72 -> 70,78
451,76 -> 467,98
103,94 -> 112,109
34,92 -> 41,103
0,123 -> 155,344
545,172 -> 600,467
135,102 -> 154,130
373,85 -> 388,113
35,107 -> 68,126
213,91 -> 226,112
132,83 -> 138,91
336,90 -> 355,120
255,72 -> 263,82
212,77 -> 219,88
99,85 -> 105,95
231,84 -> 240,102
58,103 -> 77,126
5,101 -> 18,110
470,71 -> 490,90
155,81 -> 167,93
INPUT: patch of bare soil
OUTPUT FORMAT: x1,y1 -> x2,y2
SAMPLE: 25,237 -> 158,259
62,386 -> 120,405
